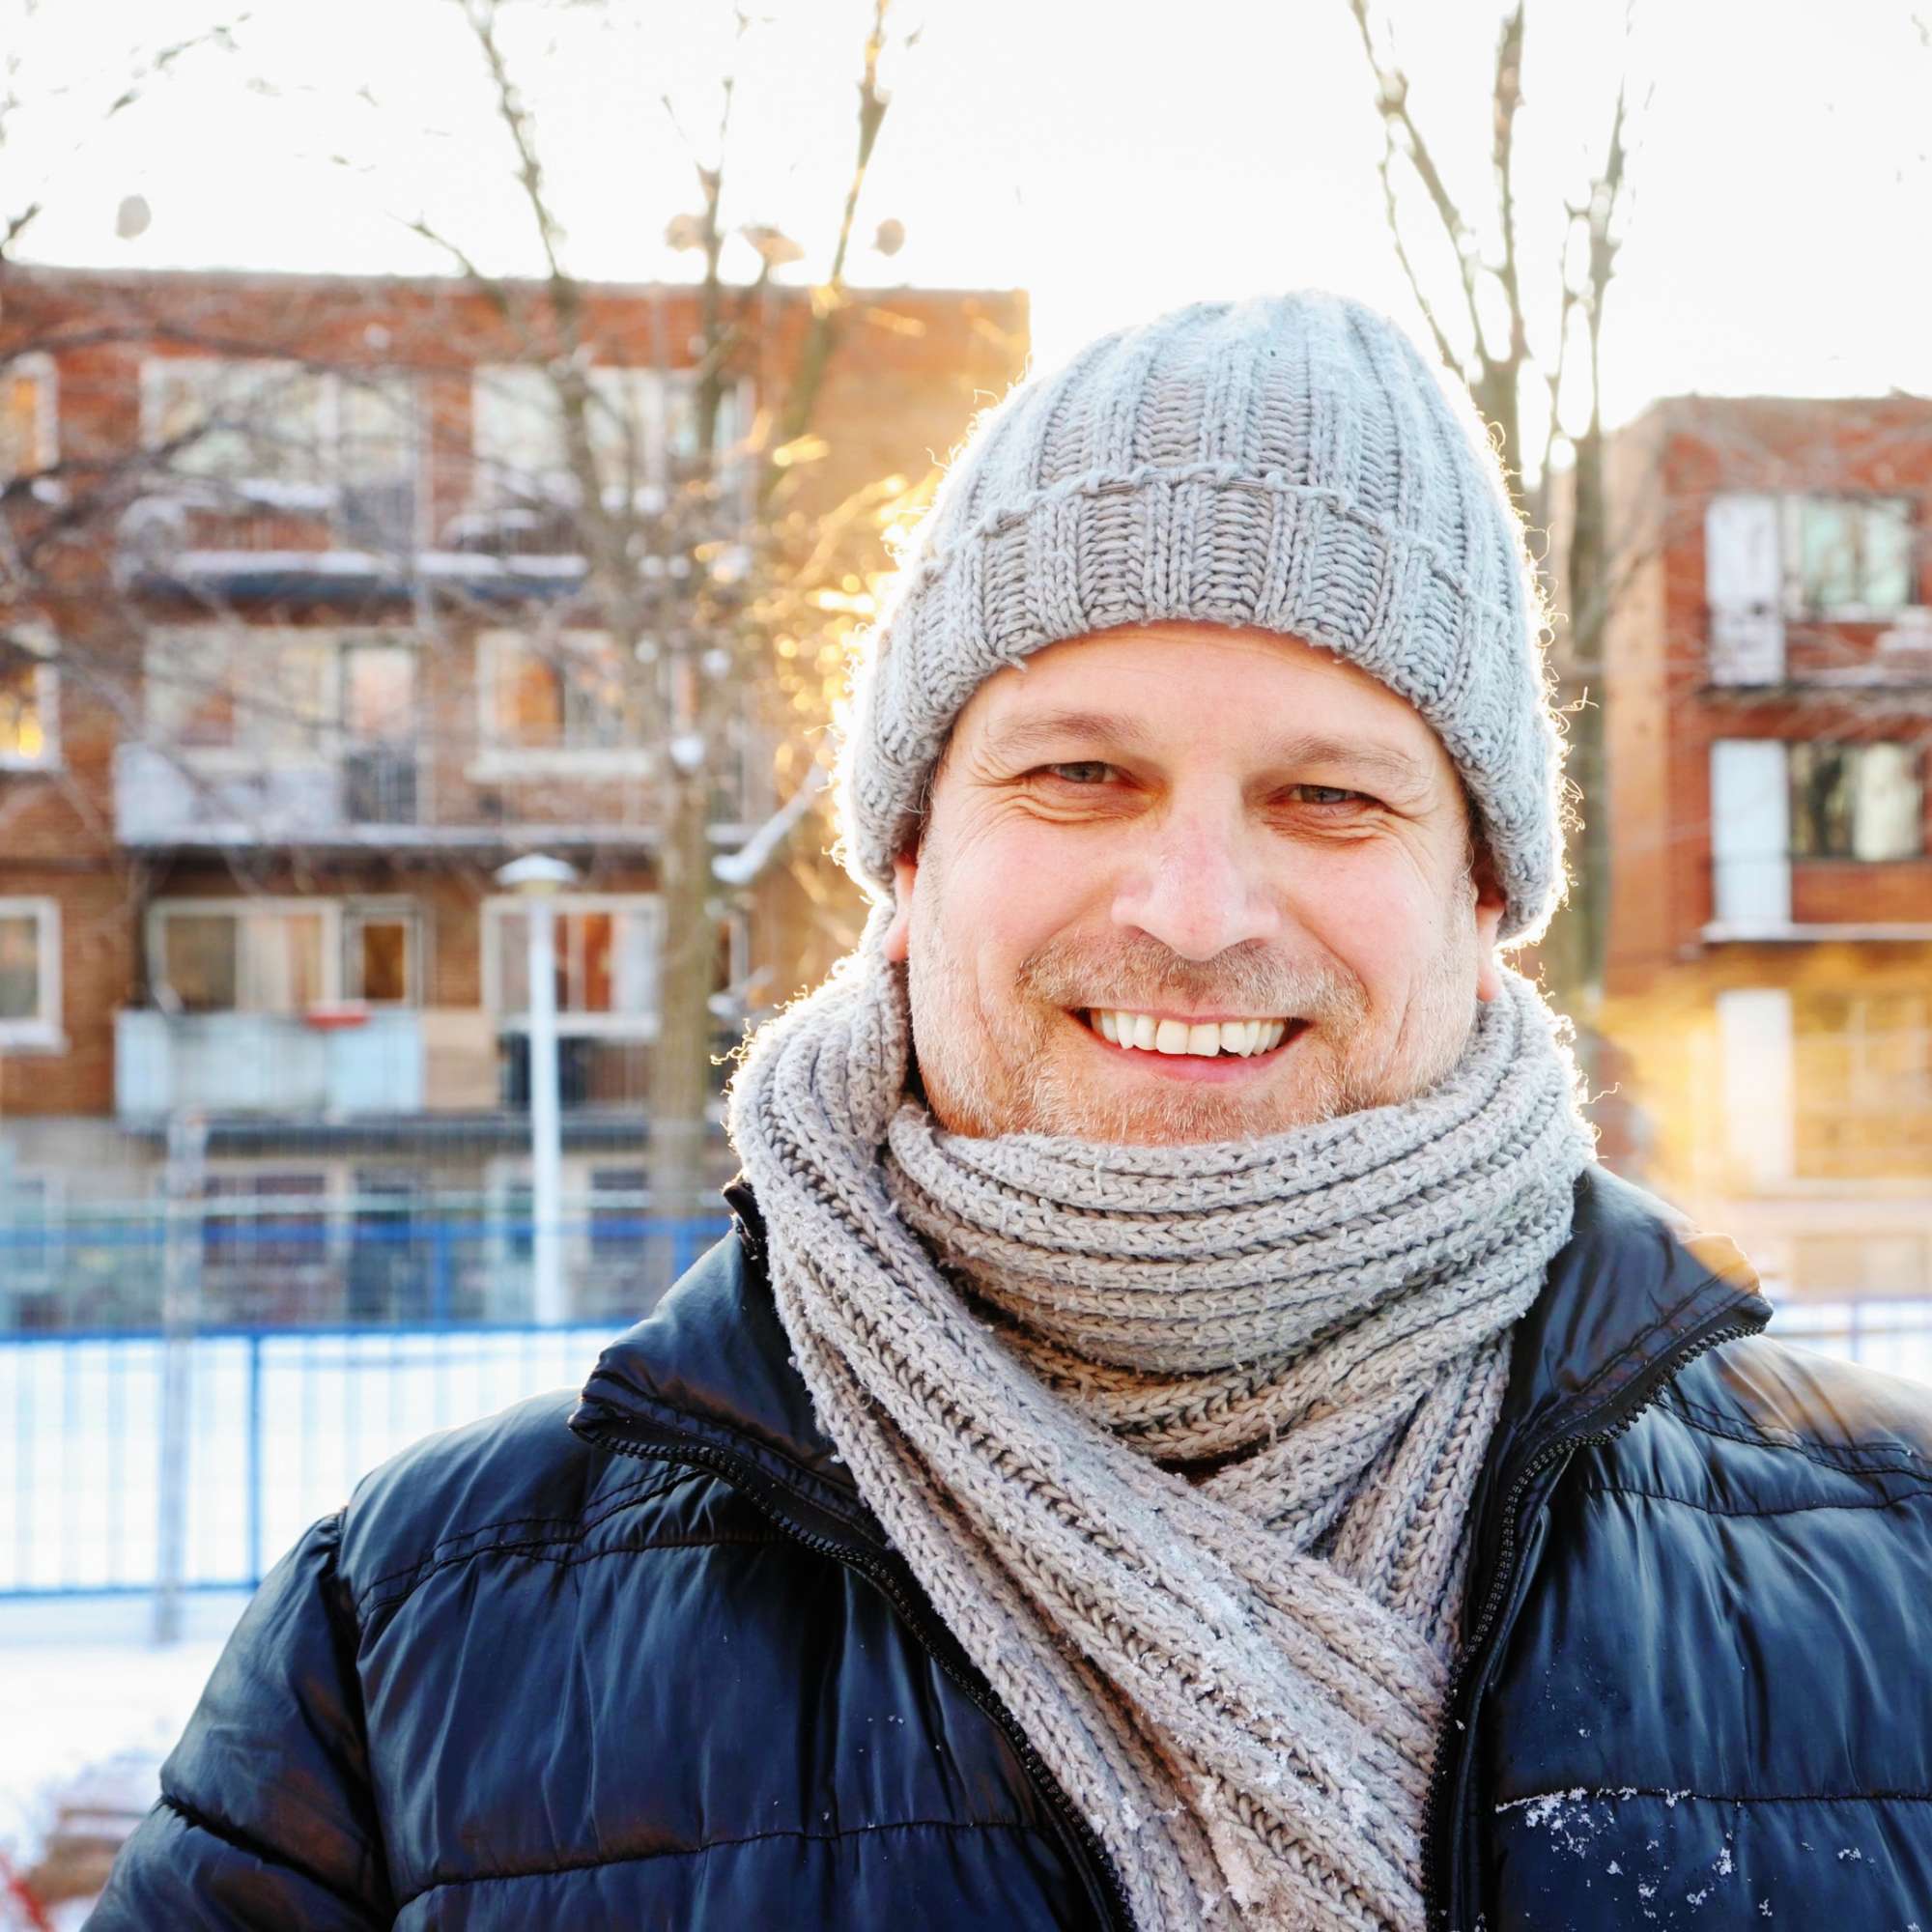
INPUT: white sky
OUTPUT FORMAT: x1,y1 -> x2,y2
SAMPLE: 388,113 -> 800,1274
10,0 -> 1932,448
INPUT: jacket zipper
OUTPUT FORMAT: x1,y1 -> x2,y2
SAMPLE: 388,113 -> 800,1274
576,1410 -> 1137,1932
1419,1306 -> 1766,1931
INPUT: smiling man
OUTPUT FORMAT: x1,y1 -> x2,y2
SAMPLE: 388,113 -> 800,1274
96,297 -> 1932,1932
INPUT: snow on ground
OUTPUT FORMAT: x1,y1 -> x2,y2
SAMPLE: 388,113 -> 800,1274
0,1594 -> 243,1911
0,1321 -> 620,1909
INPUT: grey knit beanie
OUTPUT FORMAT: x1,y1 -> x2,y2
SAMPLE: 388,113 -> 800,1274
837,291 -> 1567,943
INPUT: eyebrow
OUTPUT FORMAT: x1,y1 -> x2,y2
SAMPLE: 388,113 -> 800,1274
975,709 -> 1436,796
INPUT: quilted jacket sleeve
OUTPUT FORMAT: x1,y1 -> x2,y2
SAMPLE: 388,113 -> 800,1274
87,1514 -> 394,1929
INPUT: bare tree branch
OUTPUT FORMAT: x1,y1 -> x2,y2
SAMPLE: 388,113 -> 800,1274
769,0 -> 894,467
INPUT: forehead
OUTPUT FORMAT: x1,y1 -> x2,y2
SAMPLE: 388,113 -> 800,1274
952,620 -> 1458,793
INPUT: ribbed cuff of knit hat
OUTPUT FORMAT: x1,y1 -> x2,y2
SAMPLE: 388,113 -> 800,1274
837,294 -> 1568,944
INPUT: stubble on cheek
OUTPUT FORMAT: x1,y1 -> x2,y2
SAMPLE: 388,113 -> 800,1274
899,846 -> 1487,1145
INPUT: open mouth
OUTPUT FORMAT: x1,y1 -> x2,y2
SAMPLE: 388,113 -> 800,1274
1081,1009 -> 1305,1060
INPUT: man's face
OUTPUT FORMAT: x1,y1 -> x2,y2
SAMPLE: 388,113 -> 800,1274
883,621 -> 1507,1144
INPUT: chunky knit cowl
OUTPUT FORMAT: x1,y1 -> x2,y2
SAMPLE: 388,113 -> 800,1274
727,909 -> 1594,1930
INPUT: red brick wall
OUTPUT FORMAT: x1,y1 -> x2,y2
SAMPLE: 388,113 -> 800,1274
1605,394 -> 1932,987
0,267 -> 1029,1119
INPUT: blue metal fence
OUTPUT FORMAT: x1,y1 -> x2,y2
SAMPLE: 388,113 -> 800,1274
0,1206 -> 731,1331
1,1210 -> 730,1605
4,1276 -> 1927,1606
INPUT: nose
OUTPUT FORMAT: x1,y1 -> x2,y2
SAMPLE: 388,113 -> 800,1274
1109,807 -> 1282,962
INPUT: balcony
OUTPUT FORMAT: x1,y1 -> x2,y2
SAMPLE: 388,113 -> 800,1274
115,1008 -> 505,1122
113,1009 -> 680,1126
112,738 -> 769,851
114,741 -> 423,846
497,1031 -> 652,1111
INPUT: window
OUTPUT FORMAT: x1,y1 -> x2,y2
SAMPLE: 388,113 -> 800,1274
484,895 -> 660,1034
348,1169 -> 429,1321
488,1168 -> 536,1269
1717,988 -> 1796,1187
0,627 -> 59,769
1789,743 -> 1923,862
343,902 -> 421,1006
146,626 -> 418,768
0,1172 -> 63,1289
471,364 -> 707,508
1783,495 -> 1915,616
203,1171 -> 329,1269
150,900 -> 336,1013
479,629 -> 649,758
1706,492 -> 1920,684
340,639 -> 421,822
0,898 -> 61,1046
589,1166 -> 648,1259
1792,988 -> 1932,1181
1709,741 -> 1792,927
343,640 -> 415,741
146,625 -> 337,757
140,357 -> 417,544
1790,1232 -> 1929,1298
1,354 -> 55,484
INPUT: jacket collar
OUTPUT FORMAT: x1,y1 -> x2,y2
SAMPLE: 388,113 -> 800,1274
570,1179 -> 886,1549
572,1165 -> 1768,1536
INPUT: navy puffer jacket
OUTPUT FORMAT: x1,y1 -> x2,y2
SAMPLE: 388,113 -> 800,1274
91,1167 -> 1932,1930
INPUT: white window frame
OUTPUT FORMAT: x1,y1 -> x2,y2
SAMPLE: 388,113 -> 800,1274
1789,989 -> 1932,1185
472,628 -> 652,777
200,1164 -> 337,1270
1,352 -> 58,483
342,896 -> 427,1009
145,624 -> 417,772
137,356 -> 420,516
1717,988 -> 1795,1189
1705,493 -> 1786,685
1788,741 -> 1924,864
147,896 -> 345,1015
469,363 -> 704,506
1709,740 -> 1793,931
0,895 -> 63,1049
0,623 -> 61,770
1779,493 -> 1918,622
480,893 -> 661,1037
144,623 -> 346,770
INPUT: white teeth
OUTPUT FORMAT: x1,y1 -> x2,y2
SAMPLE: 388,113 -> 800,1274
1092,1010 -> 1296,1058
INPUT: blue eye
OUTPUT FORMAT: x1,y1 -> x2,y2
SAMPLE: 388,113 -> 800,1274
1043,761 -> 1115,784
1294,784 -> 1365,806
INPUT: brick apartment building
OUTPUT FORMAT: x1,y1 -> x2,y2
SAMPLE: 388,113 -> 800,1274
1598,395 -> 1932,1311
0,265 -> 1026,1325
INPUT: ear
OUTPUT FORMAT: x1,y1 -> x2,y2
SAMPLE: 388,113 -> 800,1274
883,851 -> 918,963
1471,841 -> 1507,1004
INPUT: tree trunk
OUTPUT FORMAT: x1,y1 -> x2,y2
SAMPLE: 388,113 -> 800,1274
644,753 -> 717,1301
1539,425 -> 1610,1074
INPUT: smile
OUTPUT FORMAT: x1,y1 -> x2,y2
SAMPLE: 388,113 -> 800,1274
1081,1009 -> 1303,1059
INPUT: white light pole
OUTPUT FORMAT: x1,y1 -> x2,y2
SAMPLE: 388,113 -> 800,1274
496,854 -> 579,1324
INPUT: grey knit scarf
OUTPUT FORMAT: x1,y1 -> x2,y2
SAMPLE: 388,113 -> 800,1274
727,908 -> 1595,1931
